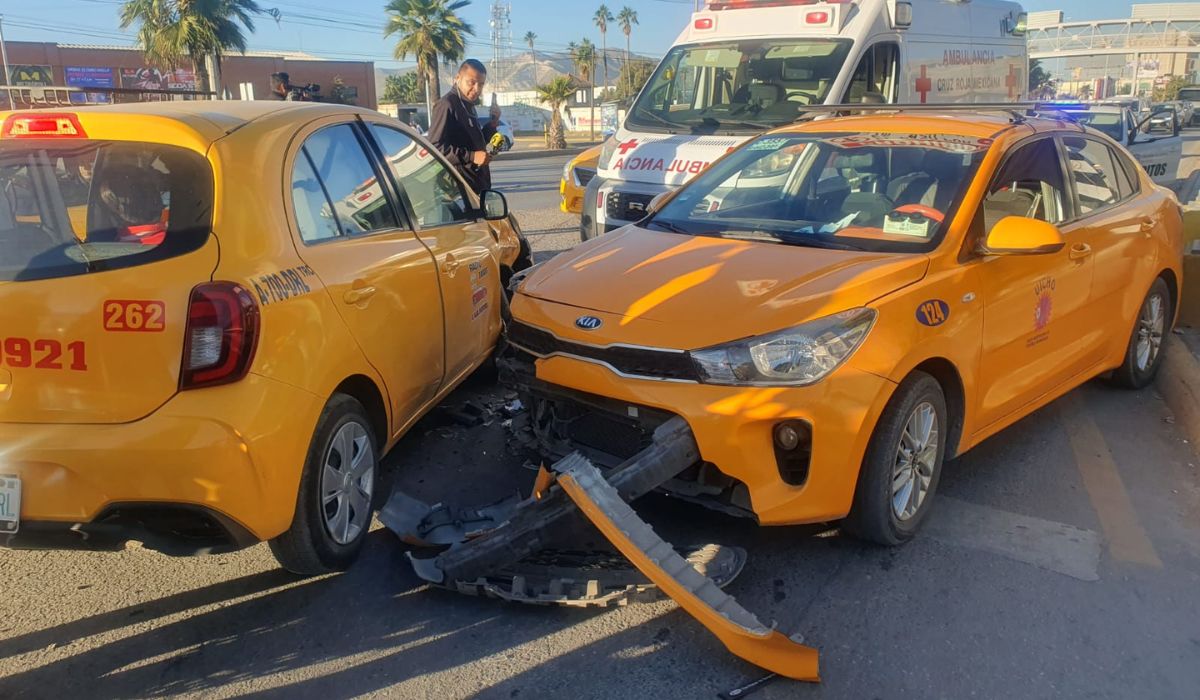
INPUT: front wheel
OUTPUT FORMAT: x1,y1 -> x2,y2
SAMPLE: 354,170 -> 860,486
270,394 -> 377,575
1110,278 -> 1170,390
845,372 -> 947,546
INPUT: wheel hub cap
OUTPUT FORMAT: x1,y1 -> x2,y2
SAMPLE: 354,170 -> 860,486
1135,293 -> 1165,372
891,402 -> 939,522
319,422 -> 375,545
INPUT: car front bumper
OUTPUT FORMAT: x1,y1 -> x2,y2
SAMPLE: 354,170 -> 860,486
0,373 -> 324,549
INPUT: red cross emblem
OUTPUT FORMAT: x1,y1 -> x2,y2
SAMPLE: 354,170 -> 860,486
617,138 -> 640,155
915,65 -> 932,104
1006,64 -> 1020,99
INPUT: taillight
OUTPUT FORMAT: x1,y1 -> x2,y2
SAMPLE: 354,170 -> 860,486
694,17 -> 716,30
1,113 -> 87,139
180,282 -> 260,390
806,10 -> 830,24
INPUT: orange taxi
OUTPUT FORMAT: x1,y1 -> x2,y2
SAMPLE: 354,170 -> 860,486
506,108 -> 1184,544
0,102 -> 527,573
560,144 -> 602,215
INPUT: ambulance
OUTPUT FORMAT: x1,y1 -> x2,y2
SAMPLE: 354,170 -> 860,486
582,0 -> 1029,238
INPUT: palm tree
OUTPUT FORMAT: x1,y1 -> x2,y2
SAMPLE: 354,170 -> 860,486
571,38 -> 597,140
119,0 -> 274,98
537,76 -> 575,149
524,31 -> 538,88
593,5 -> 614,100
617,7 -> 638,97
384,0 -> 474,119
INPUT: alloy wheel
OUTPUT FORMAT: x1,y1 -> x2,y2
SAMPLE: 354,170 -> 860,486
1135,293 -> 1166,372
320,422 -> 375,545
891,402 -> 939,522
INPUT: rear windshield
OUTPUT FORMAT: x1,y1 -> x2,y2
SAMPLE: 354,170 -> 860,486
0,140 -> 213,282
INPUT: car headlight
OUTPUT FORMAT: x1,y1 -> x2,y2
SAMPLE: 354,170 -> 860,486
690,308 -> 876,386
599,136 -> 618,169
562,160 -> 574,182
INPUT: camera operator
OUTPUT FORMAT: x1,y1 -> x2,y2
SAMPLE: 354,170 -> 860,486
269,72 -> 291,101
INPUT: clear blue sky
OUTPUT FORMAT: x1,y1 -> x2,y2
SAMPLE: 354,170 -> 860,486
1,0 -> 1150,68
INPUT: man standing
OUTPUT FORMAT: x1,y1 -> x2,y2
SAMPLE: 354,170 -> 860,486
428,59 -> 502,194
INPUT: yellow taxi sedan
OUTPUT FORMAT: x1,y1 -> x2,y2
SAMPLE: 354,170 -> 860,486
560,144 -> 602,215
0,102 -> 526,574
506,109 -> 1185,545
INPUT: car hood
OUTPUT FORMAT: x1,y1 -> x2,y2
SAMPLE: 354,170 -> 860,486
517,226 -> 928,347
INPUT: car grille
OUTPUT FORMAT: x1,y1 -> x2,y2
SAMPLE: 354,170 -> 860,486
575,167 -> 596,188
605,191 -> 654,222
507,321 -> 699,382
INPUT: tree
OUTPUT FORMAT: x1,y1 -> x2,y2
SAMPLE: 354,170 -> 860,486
571,38 -> 597,139
524,31 -> 538,87
617,6 -> 638,97
1078,83 -> 1093,101
537,76 -> 575,149
119,0 -> 276,98
1029,59 -> 1053,99
383,72 -> 423,103
593,5 -> 614,98
384,0 -> 474,118
614,57 -> 654,102
1154,75 -> 1189,102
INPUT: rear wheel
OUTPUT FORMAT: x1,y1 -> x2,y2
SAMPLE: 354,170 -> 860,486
845,372 -> 947,546
270,393 -> 377,575
1110,278 -> 1170,390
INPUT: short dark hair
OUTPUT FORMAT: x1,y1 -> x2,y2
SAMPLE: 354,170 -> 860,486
458,59 -> 487,76
270,72 -> 289,86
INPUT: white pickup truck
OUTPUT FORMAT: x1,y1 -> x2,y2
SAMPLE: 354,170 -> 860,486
1064,104 -> 1183,189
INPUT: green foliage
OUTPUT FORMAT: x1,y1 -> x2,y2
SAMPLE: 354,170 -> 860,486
613,58 -> 654,101
384,0 -> 474,100
1154,75 -> 1190,102
383,72 -> 424,104
1029,59 -> 1053,97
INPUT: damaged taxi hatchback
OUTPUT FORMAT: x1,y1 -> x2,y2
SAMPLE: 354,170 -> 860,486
506,108 -> 1185,545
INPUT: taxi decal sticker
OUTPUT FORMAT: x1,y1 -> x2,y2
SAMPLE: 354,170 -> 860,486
916,300 -> 950,327
469,261 -> 490,320
103,300 -> 166,332
1028,277 -> 1056,348
252,265 -> 317,306
1,337 -> 87,371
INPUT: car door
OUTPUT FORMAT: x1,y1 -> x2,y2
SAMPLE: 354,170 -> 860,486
365,123 -> 502,385
287,120 -> 445,434
971,136 -> 1102,430
1125,111 -> 1182,185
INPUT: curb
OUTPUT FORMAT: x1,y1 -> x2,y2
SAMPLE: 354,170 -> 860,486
1157,336 -> 1200,456
496,145 -> 593,162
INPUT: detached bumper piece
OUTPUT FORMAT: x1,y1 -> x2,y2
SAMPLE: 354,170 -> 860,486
557,457 -> 821,682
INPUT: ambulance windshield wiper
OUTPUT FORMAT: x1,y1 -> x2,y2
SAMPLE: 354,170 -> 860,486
634,109 -> 681,133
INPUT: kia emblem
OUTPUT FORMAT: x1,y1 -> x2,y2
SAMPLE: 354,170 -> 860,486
575,316 -> 603,331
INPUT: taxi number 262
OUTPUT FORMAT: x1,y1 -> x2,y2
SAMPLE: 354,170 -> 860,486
0,337 -> 87,371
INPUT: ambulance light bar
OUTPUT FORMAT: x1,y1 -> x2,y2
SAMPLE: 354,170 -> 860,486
706,0 -> 853,10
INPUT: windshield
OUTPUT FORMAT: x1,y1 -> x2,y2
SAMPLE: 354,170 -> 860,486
0,140 -> 212,282
647,132 -> 991,254
1072,112 -> 1124,141
1178,88 -> 1200,101
627,39 -> 852,134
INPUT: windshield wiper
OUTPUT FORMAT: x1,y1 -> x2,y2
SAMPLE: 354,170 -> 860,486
633,110 -> 680,132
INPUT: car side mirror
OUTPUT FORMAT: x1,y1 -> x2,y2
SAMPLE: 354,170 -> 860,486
647,191 -> 671,215
481,190 -> 508,221
981,216 -> 1066,255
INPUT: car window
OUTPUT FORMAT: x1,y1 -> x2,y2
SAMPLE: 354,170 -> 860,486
983,138 -> 1067,231
291,151 -> 341,243
297,124 -> 399,238
1063,136 -> 1121,216
369,124 -> 473,228
1112,146 -> 1141,198
0,140 -> 213,282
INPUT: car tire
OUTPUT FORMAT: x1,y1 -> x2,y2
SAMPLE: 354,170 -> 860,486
845,372 -> 947,546
269,393 -> 378,576
1110,277 -> 1171,390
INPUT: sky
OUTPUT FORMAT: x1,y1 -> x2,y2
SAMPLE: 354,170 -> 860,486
0,0 -> 1158,69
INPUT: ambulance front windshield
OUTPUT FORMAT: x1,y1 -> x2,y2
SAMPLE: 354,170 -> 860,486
627,39 -> 852,133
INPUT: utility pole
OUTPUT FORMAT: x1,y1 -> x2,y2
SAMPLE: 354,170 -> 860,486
0,15 -> 11,88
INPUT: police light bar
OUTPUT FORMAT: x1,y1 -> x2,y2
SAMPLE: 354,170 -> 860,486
1,113 -> 87,139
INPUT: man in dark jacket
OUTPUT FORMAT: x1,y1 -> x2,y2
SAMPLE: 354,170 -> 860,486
428,59 -> 501,194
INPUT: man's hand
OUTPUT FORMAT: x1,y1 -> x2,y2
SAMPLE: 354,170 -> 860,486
472,150 -> 490,167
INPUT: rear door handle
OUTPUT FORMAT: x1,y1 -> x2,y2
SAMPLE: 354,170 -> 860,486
343,285 -> 377,305
1069,243 -> 1092,260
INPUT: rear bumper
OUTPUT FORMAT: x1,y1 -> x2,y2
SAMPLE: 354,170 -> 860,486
0,373 -> 324,547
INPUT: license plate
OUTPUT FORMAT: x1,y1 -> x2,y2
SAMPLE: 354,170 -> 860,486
0,476 -> 20,535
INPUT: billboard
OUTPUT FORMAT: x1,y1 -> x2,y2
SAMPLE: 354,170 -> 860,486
8,65 -> 54,87
121,67 -> 168,90
65,66 -> 115,104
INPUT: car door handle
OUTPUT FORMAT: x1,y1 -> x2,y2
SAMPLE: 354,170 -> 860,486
1069,243 -> 1092,260
343,285 -> 377,305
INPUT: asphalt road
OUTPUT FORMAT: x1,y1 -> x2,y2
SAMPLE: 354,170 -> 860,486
3,149 -> 1200,700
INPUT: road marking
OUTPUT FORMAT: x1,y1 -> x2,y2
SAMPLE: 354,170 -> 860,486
1060,393 -> 1163,568
924,497 -> 1102,581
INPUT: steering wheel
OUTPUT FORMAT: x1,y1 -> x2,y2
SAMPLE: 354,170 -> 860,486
890,204 -> 945,224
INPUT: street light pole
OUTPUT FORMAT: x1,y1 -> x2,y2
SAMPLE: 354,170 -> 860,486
0,15 -> 12,87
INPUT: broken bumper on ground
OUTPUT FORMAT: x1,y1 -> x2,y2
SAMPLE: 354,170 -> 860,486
382,415 -> 821,681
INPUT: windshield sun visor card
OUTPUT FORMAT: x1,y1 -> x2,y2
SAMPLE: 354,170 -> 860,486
883,214 -> 931,237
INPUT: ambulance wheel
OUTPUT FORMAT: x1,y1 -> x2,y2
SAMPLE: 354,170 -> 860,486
845,372 -> 947,546
270,394 -> 377,575
1110,277 -> 1170,390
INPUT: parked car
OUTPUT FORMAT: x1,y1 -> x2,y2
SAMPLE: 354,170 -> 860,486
0,101 -> 527,574
1057,103 -> 1182,187
505,108 -> 1184,545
